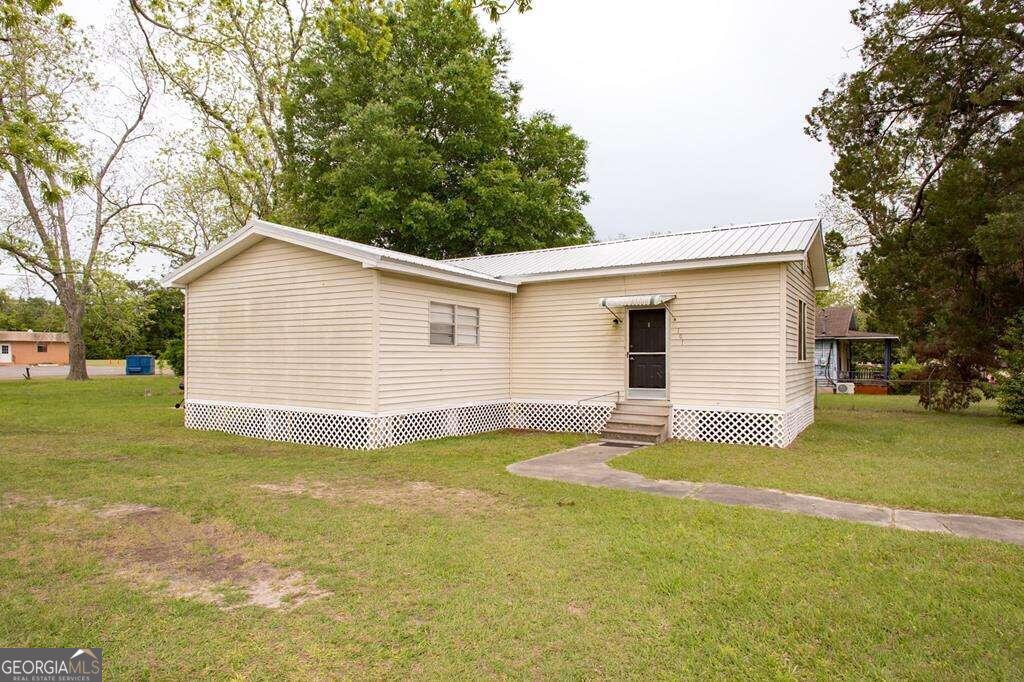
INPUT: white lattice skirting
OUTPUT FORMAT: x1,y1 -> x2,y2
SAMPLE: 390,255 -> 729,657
780,397 -> 815,447
669,398 -> 815,448
511,401 -> 614,434
184,397 -> 812,450
185,400 -> 516,450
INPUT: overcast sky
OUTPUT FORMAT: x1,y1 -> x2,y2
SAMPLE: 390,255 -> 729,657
1,0 -> 861,294
493,0 -> 861,238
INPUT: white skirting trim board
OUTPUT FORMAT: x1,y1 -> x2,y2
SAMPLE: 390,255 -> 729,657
183,397 -> 814,450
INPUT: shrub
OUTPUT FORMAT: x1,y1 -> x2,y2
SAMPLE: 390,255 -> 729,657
161,338 -> 184,377
979,379 -> 999,400
996,312 -> 1024,423
997,375 -> 1024,423
888,360 -> 922,395
920,380 -> 985,411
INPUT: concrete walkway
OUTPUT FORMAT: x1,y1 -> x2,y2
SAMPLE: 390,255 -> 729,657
507,442 -> 1024,547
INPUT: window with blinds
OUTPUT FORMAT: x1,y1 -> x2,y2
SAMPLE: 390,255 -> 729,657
429,302 -> 479,346
798,300 -> 808,361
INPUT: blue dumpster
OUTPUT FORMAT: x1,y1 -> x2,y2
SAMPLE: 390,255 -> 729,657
126,355 -> 155,375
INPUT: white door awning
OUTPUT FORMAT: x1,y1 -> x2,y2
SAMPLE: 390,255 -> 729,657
599,293 -> 676,308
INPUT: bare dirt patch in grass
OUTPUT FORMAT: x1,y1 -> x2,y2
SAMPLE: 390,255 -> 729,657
3,492 -> 328,611
2,491 -> 86,512
92,504 -> 329,610
254,478 -> 505,515
95,502 -> 162,518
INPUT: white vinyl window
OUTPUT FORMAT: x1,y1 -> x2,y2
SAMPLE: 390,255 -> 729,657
798,300 -> 808,361
429,302 -> 479,346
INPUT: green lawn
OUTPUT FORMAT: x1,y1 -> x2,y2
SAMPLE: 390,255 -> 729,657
615,393 -> 1024,519
1,379 -> 1023,678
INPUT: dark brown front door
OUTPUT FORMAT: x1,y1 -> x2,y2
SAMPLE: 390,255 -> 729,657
628,308 -> 666,390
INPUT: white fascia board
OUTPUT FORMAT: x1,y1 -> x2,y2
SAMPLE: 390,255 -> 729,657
803,220 -> 831,290
161,219 -> 516,293
160,226 -> 268,288
509,252 -> 807,283
249,221 -> 379,267
370,257 -> 518,293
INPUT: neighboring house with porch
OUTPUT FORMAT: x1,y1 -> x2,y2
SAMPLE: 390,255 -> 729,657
162,217 -> 830,450
815,306 -> 899,394
0,331 -> 70,365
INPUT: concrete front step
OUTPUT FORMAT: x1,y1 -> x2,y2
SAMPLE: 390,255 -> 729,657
605,412 -> 666,426
600,430 -> 661,444
612,403 -> 671,417
602,421 -> 664,436
601,398 -> 671,444
601,438 -> 654,446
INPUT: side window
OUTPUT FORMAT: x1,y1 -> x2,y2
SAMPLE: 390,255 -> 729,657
429,302 -> 480,346
455,306 -> 479,346
1,344 -> 9,354
37,343 -> 47,353
429,302 -> 455,345
797,300 -> 807,361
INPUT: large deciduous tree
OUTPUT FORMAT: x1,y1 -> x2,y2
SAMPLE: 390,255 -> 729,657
806,0 -> 1024,409
281,0 -> 592,259
127,0 -> 542,261
120,157 -> 243,265
128,0 -> 341,235
0,1 -> 155,379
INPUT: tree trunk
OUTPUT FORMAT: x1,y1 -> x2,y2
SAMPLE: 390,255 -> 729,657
65,301 -> 89,381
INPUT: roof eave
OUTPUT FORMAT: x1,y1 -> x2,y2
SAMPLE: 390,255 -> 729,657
160,226 -> 269,288
373,256 -> 517,293
804,219 -> 831,291
161,220 -> 515,293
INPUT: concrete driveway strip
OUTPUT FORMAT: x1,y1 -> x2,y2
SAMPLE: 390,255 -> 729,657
0,364 -> 129,380
507,442 -> 1024,547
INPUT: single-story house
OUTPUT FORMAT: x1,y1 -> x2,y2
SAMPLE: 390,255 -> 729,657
0,331 -> 70,365
814,306 -> 899,394
162,217 -> 829,449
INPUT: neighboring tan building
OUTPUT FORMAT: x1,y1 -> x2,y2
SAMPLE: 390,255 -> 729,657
0,331 -> 70,365
162,218 -> 830,449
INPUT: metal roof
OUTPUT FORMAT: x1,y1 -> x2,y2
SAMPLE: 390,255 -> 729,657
289,222 -> 511,282
164,217 -> 829,292
447,218 -> 822,279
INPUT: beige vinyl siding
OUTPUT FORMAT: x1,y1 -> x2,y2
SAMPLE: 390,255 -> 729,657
184,234 -> 795,415
376,272 -> 511,410
186,238 -> 375,411
511,277 -> 626,401
785,260 -> 815,405
633,265 -> 783,408
512,264 -> 783,408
